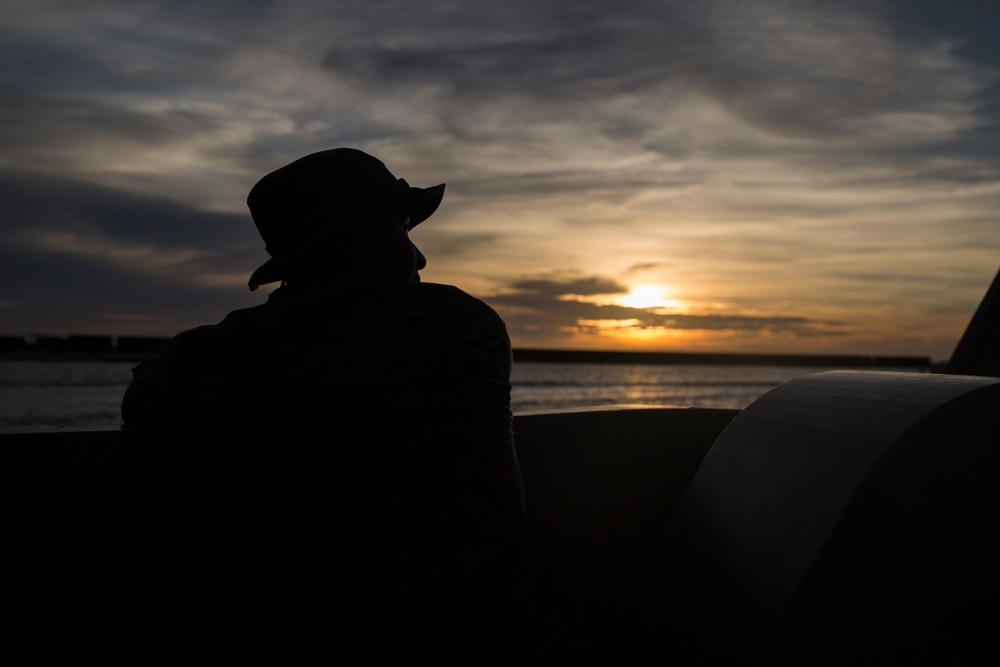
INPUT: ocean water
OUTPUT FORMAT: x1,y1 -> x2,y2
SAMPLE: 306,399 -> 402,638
509,362 -> 862,412
1,360 -> 136,431
2,359 -> 921,432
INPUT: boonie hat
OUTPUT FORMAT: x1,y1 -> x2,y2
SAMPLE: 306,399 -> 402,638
247,148 -> 445,291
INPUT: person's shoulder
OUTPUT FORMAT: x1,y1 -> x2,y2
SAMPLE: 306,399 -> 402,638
390,283 -> 510,377
148,301 -> 276,363
411,282 -> 495,309
153,323 -> 216,357
215,300 -> 277,327
409,282 -> 505,323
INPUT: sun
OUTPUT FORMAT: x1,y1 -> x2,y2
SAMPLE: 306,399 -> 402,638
619,285 -> 678,310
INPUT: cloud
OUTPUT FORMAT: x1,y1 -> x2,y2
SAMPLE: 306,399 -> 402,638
0,240 -> 255,336
414,229 -> 500,262
508,276 -> 629,297
0,169 -> 257,259
317,0 -> 994,150
485,273 -> 847,348
0,0 -> 996,360
0,169 -> 265,335
7,0 -> 996,189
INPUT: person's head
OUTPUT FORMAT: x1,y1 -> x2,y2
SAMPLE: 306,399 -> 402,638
246,148 -> 444,290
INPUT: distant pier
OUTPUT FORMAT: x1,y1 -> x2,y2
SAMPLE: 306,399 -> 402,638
0,334 -> 170,361
1,334 -> 931,367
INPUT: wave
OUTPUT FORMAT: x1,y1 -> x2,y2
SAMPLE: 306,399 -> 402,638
1,409 -> 121,428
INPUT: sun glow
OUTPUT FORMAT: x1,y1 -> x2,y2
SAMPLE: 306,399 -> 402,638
619,285 -> 679,310
570,319 -> 701,347
557,284 -> 685,311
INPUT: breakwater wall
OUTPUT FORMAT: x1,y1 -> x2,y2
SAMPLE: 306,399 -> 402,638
0,334 -> 170,360
513,348 -> 931,367
2,335 -> 931,367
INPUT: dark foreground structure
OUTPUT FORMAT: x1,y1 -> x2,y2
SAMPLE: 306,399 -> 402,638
41,371 -> 999,662
42,269 -> 999,662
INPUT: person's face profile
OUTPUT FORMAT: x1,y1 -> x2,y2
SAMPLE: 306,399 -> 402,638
348,210 -> 426,285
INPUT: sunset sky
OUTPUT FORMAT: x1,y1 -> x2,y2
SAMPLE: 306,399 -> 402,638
2,0 -> 998,360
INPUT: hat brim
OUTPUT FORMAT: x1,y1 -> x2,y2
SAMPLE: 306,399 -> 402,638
248,257 -> 286,292
248,182 -> 446,291
400,183 -> 445,228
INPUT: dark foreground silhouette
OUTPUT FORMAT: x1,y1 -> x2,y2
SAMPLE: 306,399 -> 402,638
110,149 -> 559,660
46,371 -> 1000,664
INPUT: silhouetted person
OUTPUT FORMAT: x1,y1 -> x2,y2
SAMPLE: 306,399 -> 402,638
122,149 -> 549,660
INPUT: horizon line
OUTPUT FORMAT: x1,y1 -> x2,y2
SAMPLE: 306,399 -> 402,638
0,333 -> 934,367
